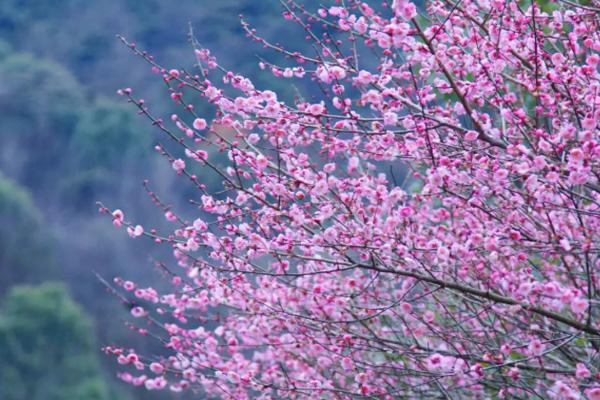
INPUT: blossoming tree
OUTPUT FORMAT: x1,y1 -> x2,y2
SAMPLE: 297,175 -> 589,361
101,0 -> 600,398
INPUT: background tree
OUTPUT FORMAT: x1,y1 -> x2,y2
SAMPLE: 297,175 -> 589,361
0,172 -> 55,291
0,283 -> 120,400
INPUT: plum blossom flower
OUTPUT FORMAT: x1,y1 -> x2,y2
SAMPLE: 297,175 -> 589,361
465,130 -> 479,141
528,339 -> 544,356
127,225 -> 144,238
548,381 -> 580,400
256,154 -> 268,170
586,388 -> 600,400
383,111 -> 398,126
112,209 -> 124,227
582,117 -> 596,130
575,363 -> 591,379
172,159 -> 186,173
192,118 -> 207,130
423,310 -> 435,323
131,306 -> 148,318
354,372 -> 368,384
494,169 -> 509,182
149,362 -> 164,375
348,156 -> 359,173
105,2 -> 600,399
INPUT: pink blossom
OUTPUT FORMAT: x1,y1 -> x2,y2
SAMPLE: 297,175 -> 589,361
383,112 -> 398,126
423,310 -> 435,323
324,163 -> 336,173
560,238 -> 572,252
150,362 -> 165,375
586,388 -> 600,400
248,133 -> 260,144
426,353 -> 444,370
586,55 -> 599,66
131,307 -> 147,318
127,225 -> 144,238
192,118 -> 207,130
105,3 -> 600,398
353,70 -> 372,85
348,156 -> 359,173
392,0 -> 417,19
341,357 -> 353,371
164,211 -> 177,222
575,363 -> 591,379
354,372 -> 368,384
549,381 -> 580,400
529,339 -> 544,356
494,168 -> 509,182
465,130 -> 479,141
172,159 -> 185,173
570,297 -> 588,314
582,117 -> 596,130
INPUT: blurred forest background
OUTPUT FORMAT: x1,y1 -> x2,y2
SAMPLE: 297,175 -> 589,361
0,1 -> 319,398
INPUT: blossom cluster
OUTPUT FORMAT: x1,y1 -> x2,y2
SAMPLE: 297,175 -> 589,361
102,0 -> 600,398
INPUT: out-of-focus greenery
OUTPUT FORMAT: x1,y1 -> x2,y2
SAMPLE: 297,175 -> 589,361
61,99 -> 152,207
0,172 -> 56,291
0,51 -> 84,192
0,0 -> 309,103
0,49 -> 152,205
0,283 -> 125,400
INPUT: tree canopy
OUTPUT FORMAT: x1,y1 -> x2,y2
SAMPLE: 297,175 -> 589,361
0,283 -> 112,400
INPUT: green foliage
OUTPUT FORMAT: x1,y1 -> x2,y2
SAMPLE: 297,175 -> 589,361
0,52 -> 83,131
71,100 -> 150,170
0,50 -> 153,204
0,172 -> 55,291
0,0 -> 85,50
59,99 -> 151,205
0,52 -> 85,191
0,283 -> 109,400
